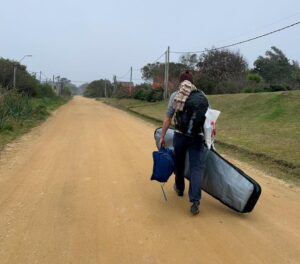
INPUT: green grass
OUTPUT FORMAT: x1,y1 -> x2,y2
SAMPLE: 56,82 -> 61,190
101,90 -> 300,183
0,96 -> 69,150
209,92 -> 300,169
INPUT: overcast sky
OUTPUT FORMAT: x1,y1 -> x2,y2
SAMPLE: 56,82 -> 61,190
1,0 -> 300,85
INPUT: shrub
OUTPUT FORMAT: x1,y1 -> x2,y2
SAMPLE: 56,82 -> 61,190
150,88 -> 164,101
269,85 -> 286,92
60,86 -> 72,97
2,90 -> 32,120
35,84 -> 57,98
133,84 -> 163,102
247,73 -> 262,83
243,87 -> 253,93
0,90 -> 33,130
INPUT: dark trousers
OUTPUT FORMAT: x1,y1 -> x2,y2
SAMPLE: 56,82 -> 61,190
173,132 -> 204,203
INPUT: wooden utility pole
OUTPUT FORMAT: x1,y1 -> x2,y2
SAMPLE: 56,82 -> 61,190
52,75 -> 55,91
130,66 -> 133,96
130,66 -> 133,83
13,66 -> 17,88
113,75 -> 117,93
164,46 -> 170,100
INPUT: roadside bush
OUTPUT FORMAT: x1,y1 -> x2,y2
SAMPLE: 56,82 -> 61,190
0,90 -> 33,130
60,86 -> 72,97
247,73 -> 262,83
0,89 -> 67,132
243,87 -> 253,93
194,76 -> 216,94
35,84 -> 57,98
253,87 -> 267,93
269,85 -> 286,92
0,95 -> 8,129
133,84 -> 163,102
2,90 -> 32,120
150,88 -> 163,101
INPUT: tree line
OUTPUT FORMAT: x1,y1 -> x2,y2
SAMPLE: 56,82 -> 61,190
142,46 -> 300,95
0,57 -> 73,133
83,46 -> 300,101
0,57 -> 75,97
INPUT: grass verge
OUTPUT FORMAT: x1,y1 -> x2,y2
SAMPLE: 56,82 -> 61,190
99,91 -> 300,185
0,96 -> 70,150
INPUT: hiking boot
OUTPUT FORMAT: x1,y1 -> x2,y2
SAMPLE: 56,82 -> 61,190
190,202 -> 200,215
173,183 -> 184,197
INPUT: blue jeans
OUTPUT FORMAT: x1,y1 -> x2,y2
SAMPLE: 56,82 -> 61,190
173,132 -> 204,203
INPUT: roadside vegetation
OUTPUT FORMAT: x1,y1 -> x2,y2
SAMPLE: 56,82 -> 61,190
84,46 -> 300,99
0,57 -> 72,150
101,90 -> 300,184
90,46 -> 300,184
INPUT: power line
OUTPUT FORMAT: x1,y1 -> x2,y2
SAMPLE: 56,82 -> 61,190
151,51 -> 166,64
117,77 -> 144,82
69,80 -> 90,83
171,21 -> 300,54
117,68 -> 131,79
116,21 -> 298,83
129,51 -> 167,73
41,72 -> 49,80
215,11 -> 300,45
115,50 -> 166,82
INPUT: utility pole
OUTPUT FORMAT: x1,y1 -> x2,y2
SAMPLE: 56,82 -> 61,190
104,80 -> 107,97
56,76 -> 60,95
113,75 -> 117,93
130,66 -> 133,83
13,55 -> 32,89
166,46 -> 170,98
52,75 -> 55,91
164,46 -> 170,100
13,66 -> 17,89
39,71 -> 42,83
130,66 -> 133,96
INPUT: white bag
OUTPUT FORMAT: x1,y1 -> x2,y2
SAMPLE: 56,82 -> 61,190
204,109 -> 221,149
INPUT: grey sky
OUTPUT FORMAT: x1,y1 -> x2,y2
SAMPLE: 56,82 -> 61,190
1,0 -> 300,85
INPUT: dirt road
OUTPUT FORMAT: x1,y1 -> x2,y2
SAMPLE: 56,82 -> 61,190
0,96 -> 299,264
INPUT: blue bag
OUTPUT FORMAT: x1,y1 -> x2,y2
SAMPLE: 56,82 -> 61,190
151,147 -> 174,183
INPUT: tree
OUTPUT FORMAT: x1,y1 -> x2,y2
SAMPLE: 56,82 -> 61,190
141,62 -> 186,94
59,77 -> 78,95
0,58 -> 38,96
84,79 -> 113,98
132,83 -> 163,102
78,83 -> 89,95
196,48 -> 248,93
142,62 -> 186,82
197,49 -> 248,83
179,53 -> 198,70
291,61 -> 300,86
141,63 -> 164,85
254,46 -> 295,85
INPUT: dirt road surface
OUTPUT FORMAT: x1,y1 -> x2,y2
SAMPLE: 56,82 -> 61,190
0,96 -> 299,264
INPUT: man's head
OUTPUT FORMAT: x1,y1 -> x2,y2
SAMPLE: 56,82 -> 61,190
179,70 -> 193,84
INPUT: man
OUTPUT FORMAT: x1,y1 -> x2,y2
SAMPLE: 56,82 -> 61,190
159,71 -> 209,215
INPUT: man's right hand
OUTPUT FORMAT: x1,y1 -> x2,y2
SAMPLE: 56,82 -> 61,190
159,137 -> 165,147
160,116 -> 172,148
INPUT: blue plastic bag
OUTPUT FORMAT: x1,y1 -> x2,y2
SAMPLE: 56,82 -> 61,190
151,147 -> 175,183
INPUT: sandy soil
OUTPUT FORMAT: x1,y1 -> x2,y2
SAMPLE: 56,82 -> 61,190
0,96 -> 299,264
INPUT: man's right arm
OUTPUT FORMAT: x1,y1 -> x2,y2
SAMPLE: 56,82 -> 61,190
159,92 -> 176,146
159,116 -> 172,146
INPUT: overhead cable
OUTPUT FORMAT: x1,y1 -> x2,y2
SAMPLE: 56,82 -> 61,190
171,21 -> 300,54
